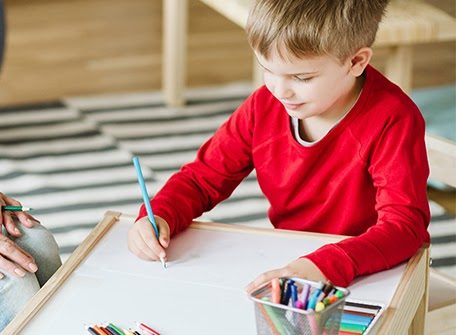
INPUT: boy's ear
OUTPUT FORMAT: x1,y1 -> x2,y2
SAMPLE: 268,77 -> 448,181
349,47 -> 373,77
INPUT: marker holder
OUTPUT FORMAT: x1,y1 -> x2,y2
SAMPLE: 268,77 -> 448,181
249,278 -> 349,335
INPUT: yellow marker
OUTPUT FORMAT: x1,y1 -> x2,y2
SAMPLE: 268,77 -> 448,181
315,301 -> 325,312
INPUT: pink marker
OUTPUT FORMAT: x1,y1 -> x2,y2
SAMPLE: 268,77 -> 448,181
137,322 -> 160,335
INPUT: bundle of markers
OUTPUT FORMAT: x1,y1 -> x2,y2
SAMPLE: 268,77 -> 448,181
269,278 -> 346,312
250,277 -> 349,335
86,322 -> 160,335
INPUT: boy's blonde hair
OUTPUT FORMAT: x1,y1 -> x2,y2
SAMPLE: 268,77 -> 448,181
246,0 -> 389,62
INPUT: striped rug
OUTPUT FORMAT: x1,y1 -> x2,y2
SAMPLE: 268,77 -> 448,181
1,83 -> 455,277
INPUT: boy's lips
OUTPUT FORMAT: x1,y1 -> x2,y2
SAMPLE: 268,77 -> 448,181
282,102 -> 305,110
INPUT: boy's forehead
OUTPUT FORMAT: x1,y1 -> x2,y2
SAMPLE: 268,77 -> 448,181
255,50 -> 332,74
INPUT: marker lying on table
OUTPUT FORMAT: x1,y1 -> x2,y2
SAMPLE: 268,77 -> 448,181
1,206 -> 33,212
132,156 -> 167,269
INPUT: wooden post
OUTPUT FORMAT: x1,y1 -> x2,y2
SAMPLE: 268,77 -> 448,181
163,0 -> 188,107
384,45 -> 413,93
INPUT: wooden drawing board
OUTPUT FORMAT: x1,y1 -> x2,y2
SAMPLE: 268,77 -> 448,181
2,211 -> 428,335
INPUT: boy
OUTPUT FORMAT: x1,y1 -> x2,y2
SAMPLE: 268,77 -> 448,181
128,0 -> 430,290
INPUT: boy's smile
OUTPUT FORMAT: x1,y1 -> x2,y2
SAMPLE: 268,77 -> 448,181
255,50 -> 365,122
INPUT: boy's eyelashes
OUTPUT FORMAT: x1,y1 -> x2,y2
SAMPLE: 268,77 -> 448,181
261,67 -> 314,82
293,75 -> 314,82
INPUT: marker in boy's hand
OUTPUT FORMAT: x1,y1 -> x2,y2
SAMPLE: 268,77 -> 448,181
245,258 -> 327,294
128,215 -> 170,262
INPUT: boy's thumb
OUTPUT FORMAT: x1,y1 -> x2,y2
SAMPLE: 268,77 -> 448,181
157,217 -> 170,248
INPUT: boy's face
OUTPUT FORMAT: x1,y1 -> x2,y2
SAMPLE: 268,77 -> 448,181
255,50 -> 359,120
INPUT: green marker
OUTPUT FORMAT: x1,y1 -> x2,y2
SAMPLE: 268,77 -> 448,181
1,206 -> 33,212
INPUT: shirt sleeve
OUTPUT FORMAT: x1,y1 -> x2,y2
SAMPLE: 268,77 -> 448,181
305,108 -> 430,287
136,92 -> 256,236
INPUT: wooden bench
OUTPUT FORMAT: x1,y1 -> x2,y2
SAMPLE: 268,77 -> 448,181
162,0 -> 456,106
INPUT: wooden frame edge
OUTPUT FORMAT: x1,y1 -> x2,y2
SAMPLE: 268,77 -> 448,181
1,211 -> 121,335
377,247 -> 429,334
190,221 -> 347,242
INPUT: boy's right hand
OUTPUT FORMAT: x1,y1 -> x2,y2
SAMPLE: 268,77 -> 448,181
127,216 -> 170,262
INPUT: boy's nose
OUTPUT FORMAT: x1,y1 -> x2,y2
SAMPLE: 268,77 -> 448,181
274,80 -> 293,100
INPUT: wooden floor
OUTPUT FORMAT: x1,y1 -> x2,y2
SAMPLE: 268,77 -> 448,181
0,0 -> 454,105
1,0 -> 455,212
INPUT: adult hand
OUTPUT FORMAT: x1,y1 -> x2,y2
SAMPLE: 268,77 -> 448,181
0,192 -> 39,237
0,234 -> 38,279
127,216 -> 170,262
245,258 -> 327,293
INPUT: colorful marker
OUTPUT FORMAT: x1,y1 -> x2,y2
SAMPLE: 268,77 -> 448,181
290,283 -> 298,307
108,323 -> 126,335
86,326 -> 99,335
133,156 -> 167,269
271,278 -> 281,304
1,206 -> 32,212
137,322 -> 161,335
300,283 -> 311,309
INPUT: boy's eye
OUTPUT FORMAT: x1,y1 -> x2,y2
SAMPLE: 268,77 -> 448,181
294,76 -> 313,82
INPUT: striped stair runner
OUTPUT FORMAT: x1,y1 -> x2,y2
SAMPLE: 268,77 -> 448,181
1,83 -> 454,277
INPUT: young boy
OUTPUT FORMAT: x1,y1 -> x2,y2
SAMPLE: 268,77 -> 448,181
128,0 -> 430,290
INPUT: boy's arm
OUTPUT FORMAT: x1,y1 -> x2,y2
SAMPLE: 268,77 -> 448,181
305,108 -> 430,287
137,93 -> 256,236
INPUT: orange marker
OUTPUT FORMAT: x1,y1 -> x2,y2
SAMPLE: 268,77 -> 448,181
271,278 -> 281,304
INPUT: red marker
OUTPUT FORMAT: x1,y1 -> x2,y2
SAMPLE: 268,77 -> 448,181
137,322 -> 160,335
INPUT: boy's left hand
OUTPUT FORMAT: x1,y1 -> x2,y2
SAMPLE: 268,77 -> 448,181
245,258 -> 327,293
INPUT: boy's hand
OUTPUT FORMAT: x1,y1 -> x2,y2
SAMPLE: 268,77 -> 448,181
0,192 -> 39,237
245,258 -> 327,293
127,216 -> 170,262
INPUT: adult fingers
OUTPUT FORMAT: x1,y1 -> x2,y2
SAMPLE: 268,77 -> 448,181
0,194 -> 21,229
3,212 -> 21,237
16,212 -> 40,228
0,193 -> 6,227
0,236 -> 37,277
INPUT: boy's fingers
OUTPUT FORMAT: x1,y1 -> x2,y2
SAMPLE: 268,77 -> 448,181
139,226 -> 165,259
156,217 -> 170,248
138,220 -> 166,258
4,213 -> 21,237
128,226 -> 156,260
128,242 -> 153,261
245,268 -> 285,294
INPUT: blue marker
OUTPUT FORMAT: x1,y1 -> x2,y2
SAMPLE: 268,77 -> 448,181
133,156 -> 167,269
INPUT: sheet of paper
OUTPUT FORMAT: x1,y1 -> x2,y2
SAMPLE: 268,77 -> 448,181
21,214 -> 405,335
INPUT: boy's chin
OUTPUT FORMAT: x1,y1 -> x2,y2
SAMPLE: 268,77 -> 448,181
285,108 -> 308,119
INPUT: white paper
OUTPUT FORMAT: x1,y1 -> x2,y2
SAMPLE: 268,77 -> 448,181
20,214 -> 404,335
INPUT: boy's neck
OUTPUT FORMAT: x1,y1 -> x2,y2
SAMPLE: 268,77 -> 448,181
319,73 -> 365,122
298,73 -> 365,143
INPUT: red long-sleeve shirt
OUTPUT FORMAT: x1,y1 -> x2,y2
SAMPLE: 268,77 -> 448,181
138,65 -> 430,286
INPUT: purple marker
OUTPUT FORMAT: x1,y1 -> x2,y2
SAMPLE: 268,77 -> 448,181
300,283 -> 311,310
